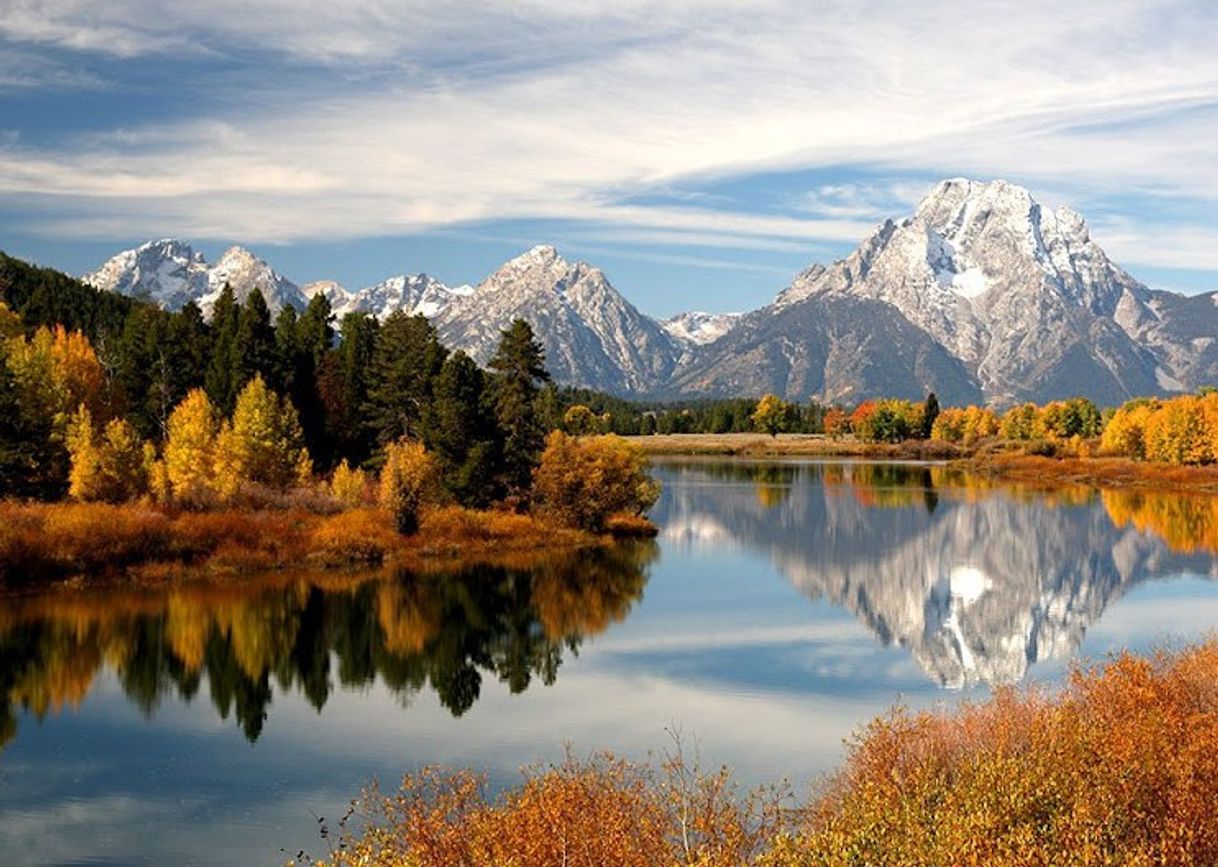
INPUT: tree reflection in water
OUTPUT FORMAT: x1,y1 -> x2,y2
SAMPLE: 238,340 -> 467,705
0,542 -> 657,749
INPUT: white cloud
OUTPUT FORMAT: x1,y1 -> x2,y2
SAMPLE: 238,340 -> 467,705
1,0 -> 1217,271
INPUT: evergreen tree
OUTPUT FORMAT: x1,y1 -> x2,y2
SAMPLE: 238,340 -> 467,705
0,351 -> 43,496
424,350 -> 500,506
322,312 -> 378,465
231,290 -> 276,401
272,305 -> 300,394
365,312 -> 447,449
922,392 -> 941,439
291,294 -> 334,465
204,284 -> 239,413
488,319 -> 549,496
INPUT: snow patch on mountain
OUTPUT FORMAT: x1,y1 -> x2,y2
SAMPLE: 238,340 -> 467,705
662,311 -> 742,345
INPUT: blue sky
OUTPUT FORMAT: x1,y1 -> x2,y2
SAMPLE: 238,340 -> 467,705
2,1 -> 1218,317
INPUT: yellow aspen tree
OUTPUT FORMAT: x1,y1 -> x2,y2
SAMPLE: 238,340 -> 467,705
752,394 -> 787,438
66,404 -> 103,501
97,417 -> 149,502
379,439 -> 439,534
330,459 -> 368,507
165,388 -> 220,505
216,374 -> 312,497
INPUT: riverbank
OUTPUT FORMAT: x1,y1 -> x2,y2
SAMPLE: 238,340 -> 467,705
631,432 -> 965,460
632,433 -> 1218,494
0,501 -> 656,588
309,642 -> 1218,866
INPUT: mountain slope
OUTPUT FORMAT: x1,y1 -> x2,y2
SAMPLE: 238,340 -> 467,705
434,245 -> 679,394
756,178 -> 1167,405
672,293 -> 984,405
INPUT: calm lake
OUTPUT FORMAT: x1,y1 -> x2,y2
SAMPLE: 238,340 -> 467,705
4,459 -> 1218,865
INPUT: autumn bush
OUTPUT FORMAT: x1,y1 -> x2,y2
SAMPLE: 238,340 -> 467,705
379,439 -> 440,535
531,431 -> 661,531
315,747 -> 786,867
329,459 -> 371,507
309,508 -> 401,565
776,642 -> 1218,866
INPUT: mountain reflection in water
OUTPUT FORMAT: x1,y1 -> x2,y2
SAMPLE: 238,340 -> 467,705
0,544 -> 655,750
653,461 -> 1218,688
3,462 -> 1218,755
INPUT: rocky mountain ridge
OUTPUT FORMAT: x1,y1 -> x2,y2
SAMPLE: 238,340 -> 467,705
81,179 -> 1218,403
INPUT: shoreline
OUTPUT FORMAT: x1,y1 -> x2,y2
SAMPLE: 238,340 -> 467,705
633,433 -> 1218,494
0,501 -> 656,591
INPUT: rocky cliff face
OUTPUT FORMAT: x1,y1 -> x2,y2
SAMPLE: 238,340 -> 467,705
434,245 -> 680,393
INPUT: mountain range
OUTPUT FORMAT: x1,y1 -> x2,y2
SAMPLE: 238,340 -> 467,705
82,179 -> 1218,405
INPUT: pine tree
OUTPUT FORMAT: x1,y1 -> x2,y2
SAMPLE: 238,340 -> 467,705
922,392 -> 941,439
323,312 -> 378,465
291,294 -> 333,464
365,312 -> 448,449
272,305 -> 300,394
424,350 -> 500,506
231,290 -> 276,401
0,350 -> 41,496
204,284 -> 239,413
488,318 -> 549,496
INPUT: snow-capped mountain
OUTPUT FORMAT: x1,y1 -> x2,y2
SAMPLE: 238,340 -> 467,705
681,178 -> 1196,405
661,311 -> 742,346
306,274 -> 474,320
434,245 -> 680,393
79,181 -> 1218,404
83,239 -> 210,311
85,240 -> 308,317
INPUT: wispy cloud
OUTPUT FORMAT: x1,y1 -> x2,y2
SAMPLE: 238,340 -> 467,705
1,0 -> 1217,279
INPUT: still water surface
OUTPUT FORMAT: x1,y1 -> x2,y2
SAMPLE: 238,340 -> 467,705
4,460 -> 1218,865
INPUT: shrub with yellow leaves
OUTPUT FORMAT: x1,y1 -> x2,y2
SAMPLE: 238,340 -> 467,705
531,431 -> 660,531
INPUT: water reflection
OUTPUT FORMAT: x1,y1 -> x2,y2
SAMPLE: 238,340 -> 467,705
0,544 -> 655,749
654,461 -> 1218,688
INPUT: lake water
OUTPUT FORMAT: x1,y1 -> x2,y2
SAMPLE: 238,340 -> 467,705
3,459 -> 1218,865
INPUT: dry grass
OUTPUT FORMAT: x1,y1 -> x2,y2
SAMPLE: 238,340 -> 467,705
629,432 -> 965,460
0,500 -> 649,586
304,642 -> 1218,867
970,453 -> 1218,494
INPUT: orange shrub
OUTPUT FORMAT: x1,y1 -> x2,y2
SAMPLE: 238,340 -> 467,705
531,432 -> 660,531
309,509 -> 401,565
318,750 -> 782,867
780,642 -> 1218,865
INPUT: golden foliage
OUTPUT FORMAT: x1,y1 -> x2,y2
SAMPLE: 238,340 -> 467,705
68,411 -> 149,503
4,324 -> 107,436
931,405 -> 998,445
752,394 -> 787,438
329,459 -> 370,508
309,508 -> 401,565
214,374 -> 312,499
379,439 -> 440,535
164,388 -> 221,505
778,642 -> 1218,865
531,431 -> 661,531
319,748 -> 784,867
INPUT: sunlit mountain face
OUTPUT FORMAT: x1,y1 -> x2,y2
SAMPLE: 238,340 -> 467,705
653,461 -> 1218,688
